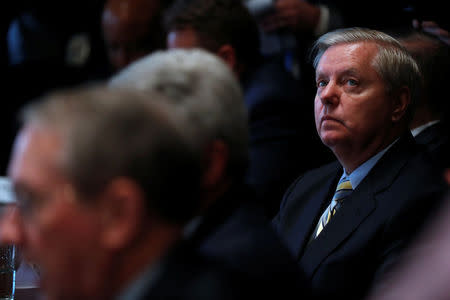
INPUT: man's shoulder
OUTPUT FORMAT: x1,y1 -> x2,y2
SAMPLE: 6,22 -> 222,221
142,245 -> 249,300
385,145 -> 446,198
370,132 -> 442,187
306,160 -> 342,178
273,161 -> 340,222
415,121 -> 448,152
359,133 -> 447,228
147,238 -> 306,300
286,160 -> 341,195
199,199 -> 297,265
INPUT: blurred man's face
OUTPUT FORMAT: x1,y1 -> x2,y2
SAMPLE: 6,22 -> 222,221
314,42 -> 397,155
102,0 -> 163,71
1,125 -> 104,300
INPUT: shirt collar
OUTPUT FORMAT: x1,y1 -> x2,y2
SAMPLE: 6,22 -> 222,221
411,120 -> 440,137
342,138 -> 398,189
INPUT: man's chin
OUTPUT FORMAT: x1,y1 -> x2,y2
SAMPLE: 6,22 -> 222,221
320,133 -> 345,149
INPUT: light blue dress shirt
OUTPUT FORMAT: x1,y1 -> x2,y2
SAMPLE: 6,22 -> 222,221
309,139 -> 399,242
341,139 -> 399,189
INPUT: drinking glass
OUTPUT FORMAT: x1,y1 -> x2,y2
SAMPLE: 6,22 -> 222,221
0,245 -> 15,300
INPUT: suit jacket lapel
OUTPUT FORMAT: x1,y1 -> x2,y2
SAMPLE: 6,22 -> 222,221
285,165 -> 340,258
415,122 -> 440,145
300,179 -> 376,276
299,132 -> 416,277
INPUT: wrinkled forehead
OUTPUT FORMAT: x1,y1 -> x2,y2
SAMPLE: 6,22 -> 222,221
327,41 -> 378,62
316,42 -> 379,74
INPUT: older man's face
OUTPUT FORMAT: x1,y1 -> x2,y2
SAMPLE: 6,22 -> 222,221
314,42 -> 395,154
1,125 -> 104,300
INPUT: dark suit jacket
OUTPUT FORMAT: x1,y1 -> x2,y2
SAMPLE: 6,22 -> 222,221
140,242 -> 256,300
273,132 -> 446,300
188,183 -> 311,299
414,122 -> 449,167
415,122 -> 447,150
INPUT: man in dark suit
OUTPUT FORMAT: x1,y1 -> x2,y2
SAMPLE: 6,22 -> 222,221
0,86 -> 251,300
164,0 -> 332,218
111,48 -> 310,299
272,27 -> 447,300
397,31 -> 449,163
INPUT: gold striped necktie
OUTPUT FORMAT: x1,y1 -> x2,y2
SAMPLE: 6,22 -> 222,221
314,176 -> 353,238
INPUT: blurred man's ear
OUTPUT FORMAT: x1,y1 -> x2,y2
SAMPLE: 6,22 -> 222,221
202,140 -> 229,189
98,178 -> 147,250
216,44 -> 237,74
392,87 -> 411,122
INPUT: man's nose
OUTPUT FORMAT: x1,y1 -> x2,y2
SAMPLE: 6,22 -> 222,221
319,81 -> 340,106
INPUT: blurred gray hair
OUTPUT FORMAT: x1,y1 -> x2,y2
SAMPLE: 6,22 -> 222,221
311,27 -> 422,122
110,48 -> 249,179
20,85 -> 203,224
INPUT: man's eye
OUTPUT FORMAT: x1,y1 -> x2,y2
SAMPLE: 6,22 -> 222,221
15,195 -> 32,215
317,80 -> 327,87
15,190 -> 42,217
347,79 -> 357,86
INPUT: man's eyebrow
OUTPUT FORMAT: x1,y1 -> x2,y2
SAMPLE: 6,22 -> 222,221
316,68 -> 360,80
340,68 -> 360,77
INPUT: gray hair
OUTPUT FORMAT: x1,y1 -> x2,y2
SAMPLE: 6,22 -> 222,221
110,48 -> 249,179
311,27 -> 422,121
20,85 -> 202,224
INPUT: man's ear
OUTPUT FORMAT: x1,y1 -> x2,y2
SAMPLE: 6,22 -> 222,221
216,44 -> 237,73
98,178 -> 146,250
392,87 -> 411,122
202,140 -> 229,189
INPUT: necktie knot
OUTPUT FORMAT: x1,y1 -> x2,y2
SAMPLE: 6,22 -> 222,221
314,176 -> 353,238
332,176 -> 353,204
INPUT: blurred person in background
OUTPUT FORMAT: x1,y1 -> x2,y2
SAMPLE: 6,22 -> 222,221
0,86 -> 252,300
165,0 -> 332,218
111,48 -> 311,299
101,0 -> 174,72
397,30 -> 450,165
